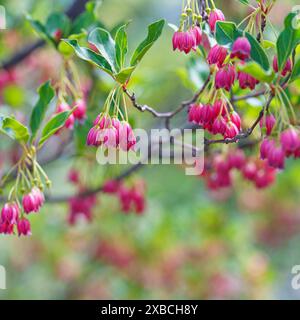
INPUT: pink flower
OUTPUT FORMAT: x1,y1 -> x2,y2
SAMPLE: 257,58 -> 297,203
273,56 -> 293,76
73,99 -> 87,121
103,180 -> 121,194
238,71 -> 258,90
191,26 -> 202,46
199,104 -> 213,125
242,162 -> 257,181
228,149 -> 246,169
212,100 -> 227,118
260,114 -> 276,136
215,65 -> 236,91
1,202 -> 20,224
260,138 -> 275,160
267,146 -> 285,169
56,103 -> 75,129
212,116 -> 227,135
280,128 -> 300,153
209,9 -> 225,32
68,195 -> 96,225
87,126 -> 101,146
231,37 -> 251,60
172,30 -> 196,54
188,104 -> 202,124
0,220 -> 15,235
254,164 -> 276,189
230,111 -> 241,131
118,122 -> 136,151
224,122 -> 239,139
17,218 -> 32,236
101,127 -> 118,148
22,187 -> 44,214
207,45 -> 227,68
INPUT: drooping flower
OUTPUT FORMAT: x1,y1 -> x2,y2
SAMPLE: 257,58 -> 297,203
103,180 -> 121,194
224,121 -> 239,139
267,145 -> 285,169
230,111 -> 242,131
118,121 -> 136,151
17,218 -> 32,237
199,104 -> 214,125
215,65 -> 236,91
260,138 -> 275,160
191,26 -> 202,46
228,149 -> 246,169
280,128 -> 300,154
188,104 -> 202,124
1,202 -> 20,224
172,30 -> 196,54
56,102 -> 75,129
207,44 -> 228,68
22,187 -> 44,214
238,71 -> 259,90
209,9 -> 225,32
273,56 -> 293,77
73,99 -> 87,121
260,114 -> 276,136
212,116 -> 227,135
231,37 -> 251,60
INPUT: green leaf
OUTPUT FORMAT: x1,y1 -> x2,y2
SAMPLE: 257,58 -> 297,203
277,12 -> 300,70
245,32 -> 270,70
0,116 -> 29,143
290,59 -> 300,83
115,24 -> 128,70
30,81 -> 55,140
39,111 -> 72,147
238,0 -> 249,5
215,21 -> 269,70
237,61 -> 275,83
88,28 -> 117,72
115,66 -> 136,83
130,19 -> 165,66
45,12 -> 71,38
63,39 -> 114,76
74,120 -> 91,154
27,15 -> 55,46
261,40 -> 275,49
215,21 -> 241,46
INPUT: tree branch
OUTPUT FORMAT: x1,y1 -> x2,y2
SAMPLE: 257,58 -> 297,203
205,94 -> 274,146
1,0 -> 89,70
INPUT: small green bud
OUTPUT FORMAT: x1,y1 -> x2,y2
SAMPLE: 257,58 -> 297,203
186,8 -> 193,15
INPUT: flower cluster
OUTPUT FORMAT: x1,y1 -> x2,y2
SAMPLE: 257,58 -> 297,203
103,179 -> 146,215
188,100 -> 241,139
87,114 -> 136,151
0,186 -> 44,236
22,187 -> 45,214
260,128 -> 300,169
202,149 -> 277,191
0,144 -> 49,236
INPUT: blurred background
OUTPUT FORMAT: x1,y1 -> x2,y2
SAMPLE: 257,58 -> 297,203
1,0 -> 300,299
